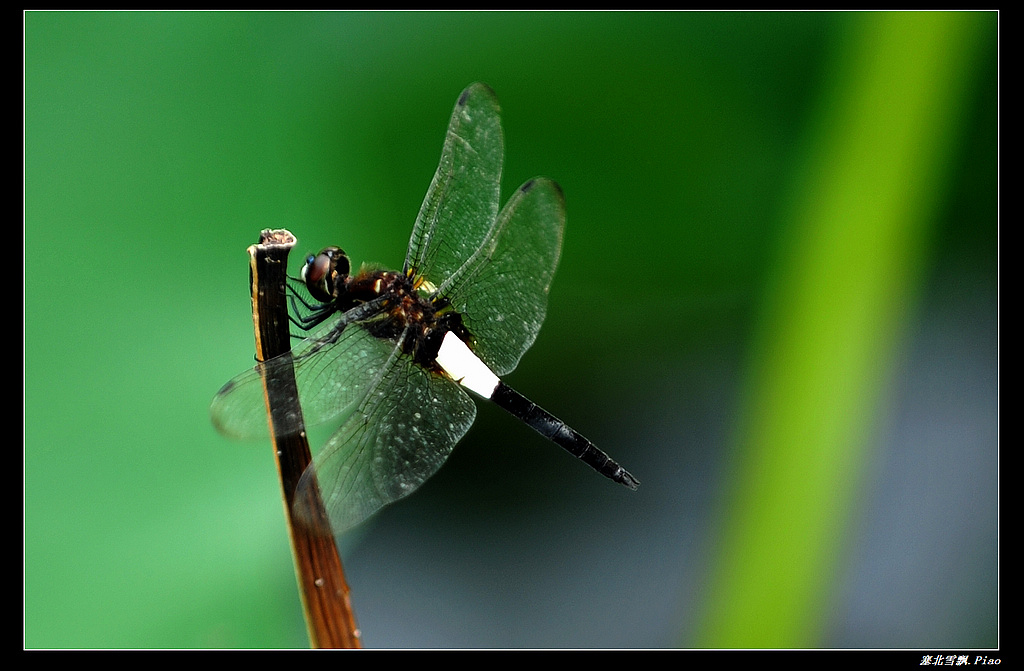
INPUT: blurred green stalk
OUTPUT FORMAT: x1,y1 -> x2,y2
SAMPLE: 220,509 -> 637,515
694,11 -> 990,647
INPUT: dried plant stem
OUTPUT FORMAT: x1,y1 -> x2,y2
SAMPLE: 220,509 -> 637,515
247,229 -> 361,649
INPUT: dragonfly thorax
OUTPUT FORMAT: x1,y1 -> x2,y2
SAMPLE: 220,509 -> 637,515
302,246 -> 473,374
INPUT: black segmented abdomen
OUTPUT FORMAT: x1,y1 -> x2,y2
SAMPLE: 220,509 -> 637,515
489,382 -> 640,490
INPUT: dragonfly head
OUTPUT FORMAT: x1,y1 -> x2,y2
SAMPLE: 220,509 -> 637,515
301,246 -> 351,303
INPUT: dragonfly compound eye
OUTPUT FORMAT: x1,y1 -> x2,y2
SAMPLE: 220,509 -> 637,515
303,247 -> 350,302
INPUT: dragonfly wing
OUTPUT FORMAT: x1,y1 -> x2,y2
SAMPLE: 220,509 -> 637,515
404,83 -> 503,284
293,334 -> 477,535
444,178 -> 566,377
210,318 -> 393,440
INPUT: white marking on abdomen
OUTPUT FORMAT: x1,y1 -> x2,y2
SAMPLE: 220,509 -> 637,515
435,330 -> 499,398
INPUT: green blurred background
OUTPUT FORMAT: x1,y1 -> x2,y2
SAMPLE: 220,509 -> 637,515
25,11 -> 997,649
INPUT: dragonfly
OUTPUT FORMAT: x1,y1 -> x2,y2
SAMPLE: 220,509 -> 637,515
211,83 -> 639,535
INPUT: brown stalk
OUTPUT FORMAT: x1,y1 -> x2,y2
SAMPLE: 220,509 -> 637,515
247,229 -> 362,649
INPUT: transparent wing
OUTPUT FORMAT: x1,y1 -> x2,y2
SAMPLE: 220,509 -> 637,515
210,318 -> 394,440
443,178 -> 566,376
293,334 -> 477,535
404,82 -> 503,284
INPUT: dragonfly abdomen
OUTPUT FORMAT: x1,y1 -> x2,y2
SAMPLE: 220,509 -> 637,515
489,381 -> 640,491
